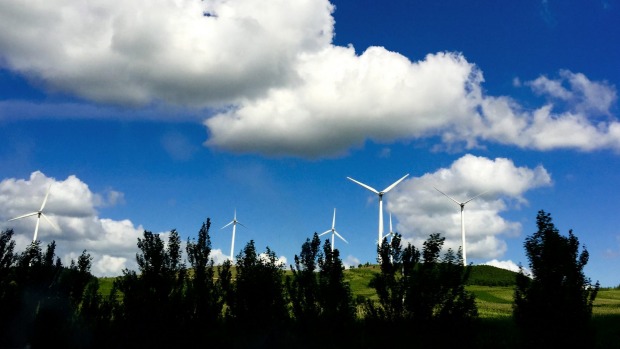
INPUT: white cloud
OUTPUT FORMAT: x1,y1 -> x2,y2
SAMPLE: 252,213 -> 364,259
210,248 -> 229,265
387,154 -> 552,261
528,70 -> 617,116
343,255 -> 361,269
0,1 -> 618,157
258,252 -> 288,267
0,171 -> 144,276
205,49 -> 480,157
481,259 -> 529,275
0,0 -> 334,106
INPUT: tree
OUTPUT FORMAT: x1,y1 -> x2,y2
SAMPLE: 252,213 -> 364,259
513,210 -> 599,347
0,230 -> 17,347
317,238 -> 355,325
404,233 -> 477,324
286,232 -> 322,325
228,240 -> 288,333
365,232 -> 477,347
185,219 -> 225,329
365,233 -> 411,322
114,229 -> 187,347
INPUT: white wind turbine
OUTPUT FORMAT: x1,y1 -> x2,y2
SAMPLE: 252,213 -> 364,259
434,187 -> 488,266
221,210 -> 246,263
347,174 -> 409,250
8,184 -> 59,242
319,208 -> 348,252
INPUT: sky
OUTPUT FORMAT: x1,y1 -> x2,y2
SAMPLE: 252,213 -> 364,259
0,0 -> 618,286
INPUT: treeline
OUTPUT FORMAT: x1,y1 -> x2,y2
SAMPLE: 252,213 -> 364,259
0,211 -> 600,348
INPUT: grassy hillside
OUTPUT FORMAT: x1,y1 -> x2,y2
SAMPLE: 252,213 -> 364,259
96,264 -> 620,319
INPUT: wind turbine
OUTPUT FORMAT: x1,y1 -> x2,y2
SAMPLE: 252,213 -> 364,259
434,187 -> 488,266
319,208 -> 348,252
221,209 -> 246,263
8,184 -> 59,242
347,174 -> 409,250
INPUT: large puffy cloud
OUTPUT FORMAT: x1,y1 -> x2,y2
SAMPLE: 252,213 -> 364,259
0,171 -> 145,276
205,48 -> 480,157
387,154 -> 552,261
0,0 -> 618,157
0,0 -> 334,106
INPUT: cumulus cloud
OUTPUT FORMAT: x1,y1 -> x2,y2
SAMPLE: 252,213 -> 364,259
343,255 -> 361,269
0,0 -> 618,157
0,171 -> 145,276
482,259 -> 530,275
259,252 -> 288,268
527,70 -> 617,116
0,0 -> 334,107
387,154 -> 552,261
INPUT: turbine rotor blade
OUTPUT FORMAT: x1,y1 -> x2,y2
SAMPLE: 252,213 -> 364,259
464,190 -> 490,205
221,221 -> 234,229
334,231 -> 348,244
319,230 -> 331,236
40,184 -> 52,211
434,187 -> 461,205
346,177 -> 379,194
8,212 -> 39,221
41,213 -> 60,231
332,208 -> 336,229
237,221 -> 247,228
382,174 -> 409,193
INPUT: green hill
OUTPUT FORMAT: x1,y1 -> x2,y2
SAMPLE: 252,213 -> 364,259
466,264 -> 518,286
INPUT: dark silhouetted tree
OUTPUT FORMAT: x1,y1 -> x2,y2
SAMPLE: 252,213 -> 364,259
317,238 -> 355,325
114,229 -> 187,347
513,210 -> 599,347
185,218 -> 225,330
0,229 -> 17,347
404,233 -> 477,324
366,232 -> 477,347
365,233 -> 412,322
228,240 -> 288,343
286,232 -> 322,325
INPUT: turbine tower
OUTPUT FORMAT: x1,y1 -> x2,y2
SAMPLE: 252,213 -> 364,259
8,184 -> 59,242
222,209 -> 246,263
347,174 -> 409,250
319,208 -> 348,252
386,213 -> 395,245
386,212 -> 396,263
434,187 -> 487,266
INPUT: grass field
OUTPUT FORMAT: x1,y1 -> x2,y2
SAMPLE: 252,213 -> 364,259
94,265 -> 620,347
96,264 -> 620,318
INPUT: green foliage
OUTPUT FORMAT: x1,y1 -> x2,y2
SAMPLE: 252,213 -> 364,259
114,229 -> 187,347
286,232 -> 322,324
513,210 -> 600,347
366,233 -> 478,328
185,218 -> 224,328
228,240 -> 288,329
317,238 -> 355,324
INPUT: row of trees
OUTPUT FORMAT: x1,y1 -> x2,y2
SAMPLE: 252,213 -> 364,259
0,210 -> 599,348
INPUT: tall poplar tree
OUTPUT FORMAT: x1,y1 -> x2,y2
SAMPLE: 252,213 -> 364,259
513,210 -> 599,347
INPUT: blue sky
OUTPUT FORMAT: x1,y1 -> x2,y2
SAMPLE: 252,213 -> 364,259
0,0 -> 618,286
